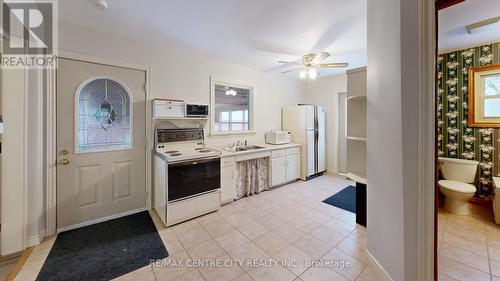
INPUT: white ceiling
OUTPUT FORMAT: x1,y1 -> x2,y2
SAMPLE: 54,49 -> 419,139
439,0 -> 500,52
59,0 -> 367,76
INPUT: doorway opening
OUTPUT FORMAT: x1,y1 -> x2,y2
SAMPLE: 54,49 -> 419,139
435,1 -> 500,279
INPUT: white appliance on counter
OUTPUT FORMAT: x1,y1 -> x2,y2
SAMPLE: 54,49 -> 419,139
282,105 -> 326,180
154,128 -> 221,226
265,131 -> 291,145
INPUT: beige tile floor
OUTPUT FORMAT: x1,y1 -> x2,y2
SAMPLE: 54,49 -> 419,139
14,174 -> 382,281
0,257 -> 17,280
438,203 -> 500,281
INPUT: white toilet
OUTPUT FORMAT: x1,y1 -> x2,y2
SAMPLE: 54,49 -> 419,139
438,157 -> 479,215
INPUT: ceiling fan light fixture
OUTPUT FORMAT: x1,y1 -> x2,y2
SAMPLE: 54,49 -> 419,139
226,89 -> 237,96
308,68 -> 319,79
299,69 -> 308,79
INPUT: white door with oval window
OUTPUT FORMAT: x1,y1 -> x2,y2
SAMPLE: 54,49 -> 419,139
56,58 -> 146,231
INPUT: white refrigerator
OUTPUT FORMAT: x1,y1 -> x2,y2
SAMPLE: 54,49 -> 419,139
282,105 -> 326,180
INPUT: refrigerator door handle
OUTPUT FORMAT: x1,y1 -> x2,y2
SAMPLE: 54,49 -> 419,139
314,106 -> 319,174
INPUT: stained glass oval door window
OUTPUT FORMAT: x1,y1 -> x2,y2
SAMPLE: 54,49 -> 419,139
76,78 -> 132,153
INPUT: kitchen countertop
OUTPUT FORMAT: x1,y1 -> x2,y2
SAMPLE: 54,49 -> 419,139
214,143 -> 301,157
154,143 -> 301,161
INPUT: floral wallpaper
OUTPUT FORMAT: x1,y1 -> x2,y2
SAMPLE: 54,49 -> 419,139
438,42 -> 500,198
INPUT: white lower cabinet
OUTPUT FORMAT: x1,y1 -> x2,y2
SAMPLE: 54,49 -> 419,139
220,157 -> 236,204
221,146 -> 301,198
271,157 -> 286,187
286,154 -> 300,182
271,147 -> 301,187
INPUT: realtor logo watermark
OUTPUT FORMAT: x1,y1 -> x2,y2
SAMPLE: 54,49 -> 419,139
2,0 -> 58,69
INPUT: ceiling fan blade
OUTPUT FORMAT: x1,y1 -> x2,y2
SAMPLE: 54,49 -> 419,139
278,60 -> 302,66
281,67 -> 303,74
320,62 -> 349,68
312,52 -> 330,64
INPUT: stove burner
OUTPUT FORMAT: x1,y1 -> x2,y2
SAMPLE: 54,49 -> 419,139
165,150 -> 179,153
169,153 -> 182,157
199,150 -> 213,153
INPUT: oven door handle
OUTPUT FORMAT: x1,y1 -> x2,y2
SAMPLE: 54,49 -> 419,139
168,155 -> 220,166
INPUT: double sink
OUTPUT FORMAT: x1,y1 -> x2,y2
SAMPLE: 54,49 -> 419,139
224,145 -> 265,152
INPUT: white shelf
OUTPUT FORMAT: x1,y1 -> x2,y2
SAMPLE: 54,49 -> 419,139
347,95 -> 367,101
347,136 -> 367,141
347,172 -> 367,185
153,117 -> 208,121
346,68 -> 367,186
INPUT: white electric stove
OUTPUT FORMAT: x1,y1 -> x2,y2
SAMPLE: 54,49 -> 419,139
154,129 -> 221,226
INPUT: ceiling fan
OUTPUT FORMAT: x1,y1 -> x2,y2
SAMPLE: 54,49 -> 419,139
279,52 -> 348,79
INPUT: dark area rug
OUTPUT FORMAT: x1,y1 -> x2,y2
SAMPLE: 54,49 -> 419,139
323,185 -> 356,213
36,211 -> 168,281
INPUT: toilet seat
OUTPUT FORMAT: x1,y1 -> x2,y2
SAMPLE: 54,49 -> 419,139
438,180 -> 476,193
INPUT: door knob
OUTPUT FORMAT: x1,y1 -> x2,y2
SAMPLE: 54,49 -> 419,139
59,159 -> 70,165
61,149 -> 69,155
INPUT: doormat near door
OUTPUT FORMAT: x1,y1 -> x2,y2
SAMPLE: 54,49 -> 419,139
36,211 -> 168,281
322,185 -> 356,213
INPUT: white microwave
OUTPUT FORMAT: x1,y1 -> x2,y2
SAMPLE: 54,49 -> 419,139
265,131 -> 291,145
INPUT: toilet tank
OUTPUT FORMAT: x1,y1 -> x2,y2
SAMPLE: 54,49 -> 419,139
438,157 -> 479,183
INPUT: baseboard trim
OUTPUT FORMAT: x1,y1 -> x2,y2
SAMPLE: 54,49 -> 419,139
56,207 -> 147,233
26,235 -> 41,247
365,249 -> 394,281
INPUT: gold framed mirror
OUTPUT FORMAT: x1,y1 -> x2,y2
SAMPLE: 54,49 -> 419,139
468,64 -> 500,127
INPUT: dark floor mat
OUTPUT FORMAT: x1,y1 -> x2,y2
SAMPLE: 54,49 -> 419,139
322,185 -> 356,213
36,211 -> 168,281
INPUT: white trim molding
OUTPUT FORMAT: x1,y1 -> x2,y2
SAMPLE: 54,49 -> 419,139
209,76 -> 255,136
45,67 -> 57,236
366,250 -> 394,281
1,68 -> 29,255
27,230 -> 45,248
45,51 -> 152,236
417,0 -> 436,280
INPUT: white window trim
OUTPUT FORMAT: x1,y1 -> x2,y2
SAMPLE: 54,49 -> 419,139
74,76 -> 134,154
209,76 -> 255,136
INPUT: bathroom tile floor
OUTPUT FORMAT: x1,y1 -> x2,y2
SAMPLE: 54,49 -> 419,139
438,203 -> 500,281
14,174 -> 383,281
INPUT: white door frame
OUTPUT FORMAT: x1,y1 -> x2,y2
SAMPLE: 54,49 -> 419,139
417,0 -> 436,279
1,67 -> 29,255
365,0 -> 435,279
45,51 -> 152,236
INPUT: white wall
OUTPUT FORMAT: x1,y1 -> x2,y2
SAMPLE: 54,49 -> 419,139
367,0 -> 405,278
1,68 -> 27,255
367,0 -> 428,280
301,74 -> 347,173
59,22 -> 304,145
